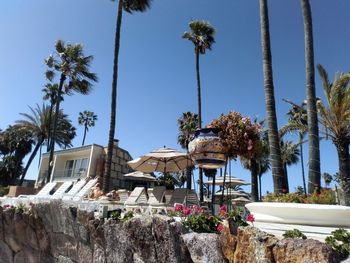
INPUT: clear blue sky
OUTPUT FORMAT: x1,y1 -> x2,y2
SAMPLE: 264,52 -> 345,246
0,0 -> 349,194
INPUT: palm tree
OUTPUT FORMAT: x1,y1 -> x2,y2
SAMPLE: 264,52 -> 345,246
322,172 -> 333,188
300,0 -> 321,194
78,111 -> 97,146
183,20 -> 215,202
42,83 -> 62,152
317,64 -> 350,205
15,104 -> 76,185
259,0 -> 286,193
104,0 -> 151,193
177,111 -> 199,190
282,99 -> 308,195
45,40 -> 97,183
280,140 -> 300,192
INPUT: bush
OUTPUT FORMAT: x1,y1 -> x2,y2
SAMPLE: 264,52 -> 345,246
0,186 -> 9,197
325,228 -> 350,259
283,229 -> 307,239
263,189 -> 336,205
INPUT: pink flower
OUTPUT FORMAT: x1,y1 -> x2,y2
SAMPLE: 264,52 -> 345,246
247,214 -> 255,223
3,204 -> 10,209
184,208 -> 191,216
174,204 -> 184,212
217,223 -> 224,232
219,205 -> 227,213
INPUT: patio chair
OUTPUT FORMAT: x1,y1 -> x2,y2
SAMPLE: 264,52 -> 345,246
164,189 -> 174,205
185,189 -> 199,207
125,187 -> 148,213
17,182 -> 58,200
168,188 -> 187,207
50,181 -> 73,199
148,186 -> 166,214
72,178 -> 98,201
62,179 -> 88,201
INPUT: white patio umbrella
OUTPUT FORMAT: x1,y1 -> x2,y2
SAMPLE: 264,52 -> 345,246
127,147 -> 193,173
214,189 -> 248,197
205,174 -> 249,187
123,171 -> 157,182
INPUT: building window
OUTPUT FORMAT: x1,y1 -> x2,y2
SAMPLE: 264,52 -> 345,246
64,158 -> 88,178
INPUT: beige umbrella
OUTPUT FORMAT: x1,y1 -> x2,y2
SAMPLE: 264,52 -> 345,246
123,171 -> 157,182
127,147 -> 193,173
205,174 -> 249,187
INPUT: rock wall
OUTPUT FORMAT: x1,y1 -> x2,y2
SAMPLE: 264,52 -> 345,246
0,202 -> 342,263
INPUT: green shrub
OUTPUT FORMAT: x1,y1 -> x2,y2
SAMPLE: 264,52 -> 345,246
283,229 -> 307,239
0,186 -> 9,197
325,228 -> 350,259
122,211 -> 134,222
184,213 -> 221,233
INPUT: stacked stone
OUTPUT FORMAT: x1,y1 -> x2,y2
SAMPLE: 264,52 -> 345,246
103,144 -> 133,190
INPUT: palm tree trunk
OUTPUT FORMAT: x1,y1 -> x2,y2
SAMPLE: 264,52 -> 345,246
82,125 -> 87,146
258,174 -> 262,200
103,0 -> 124,193
19,138 -> 43,185
251,159 -> 259,202
211,173 -> 216,214
47,74 -> 66,183
259,0 -> 286,193
195,46 -> 204,203
299,133 -> 307,195
336,142 -> 350,206
47,102 -> 54,152
283,163 -> 289,192
186,166 -> 192,189
300,0 -> 321,194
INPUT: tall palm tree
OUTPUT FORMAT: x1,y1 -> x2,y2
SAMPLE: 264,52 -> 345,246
78,111 -> 97,146
282,99 -> 308,194
259,0 -> 286,193
16,104 -> 76,185
42,83 -> 62,152
317,64 -> 350,205
300,0 -> 321,194
104,0 -> 151,193
177,111 -> 199,190
183,20 -> 215,202
45,40 -> 97,183
322,172 -> 333,188
280,140 -> 300,192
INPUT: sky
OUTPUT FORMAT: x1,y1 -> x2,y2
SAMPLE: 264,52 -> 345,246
0,0 -> 349,195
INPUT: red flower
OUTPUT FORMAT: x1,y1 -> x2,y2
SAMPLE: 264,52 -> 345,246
184,208 -> 191,216
247,214 -> 255,223
174,204 -> 184,212
281,188 -> 288,194
217,223 -> 224,232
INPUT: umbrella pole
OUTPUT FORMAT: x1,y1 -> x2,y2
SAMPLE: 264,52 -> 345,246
220,156 -> 228,205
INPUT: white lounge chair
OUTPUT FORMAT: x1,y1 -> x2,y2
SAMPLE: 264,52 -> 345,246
18,182 -> 58,200
168,188 -> 187,207
50,181 -> 73,199
117,189 -> 129,204
148,186 -> 166,214
72,178 -> 98,201
125,187 -> 148,213
185,189 -> 199,206
62,180 -> 87,201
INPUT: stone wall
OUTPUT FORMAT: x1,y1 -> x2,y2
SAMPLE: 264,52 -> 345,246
103,142 -> 133,190
0,202 -> 343,263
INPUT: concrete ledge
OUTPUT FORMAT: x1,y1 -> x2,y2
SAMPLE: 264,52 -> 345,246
246,202 -> 350,228
7,186 -> 37,197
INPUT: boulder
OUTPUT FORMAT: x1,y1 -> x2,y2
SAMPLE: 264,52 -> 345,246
234,226 -> 278,263
219,226 -> 237,263
273,238 -> 341,263
182,233 -> 226,263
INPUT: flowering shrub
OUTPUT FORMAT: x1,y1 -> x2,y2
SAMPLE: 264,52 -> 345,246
168,205 -> 222,233
209,112 -> 262,159
2,202 -> 34,214
219,205 -> 250,227
263,189 -> 336,205
283,229 -> 307,239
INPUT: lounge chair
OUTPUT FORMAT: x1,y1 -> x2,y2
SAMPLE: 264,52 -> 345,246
148,186 -> 166,214
164,189 -> 174,205
50,181 -> 73,199
185,189 -> 199,206
125,187 -> 148,213
18,182 -> 58,200
62,180 -> 87,201
72,178 -> 98,201
168,188 -> 187,207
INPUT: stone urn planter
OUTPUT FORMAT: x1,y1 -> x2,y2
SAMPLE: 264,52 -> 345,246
188,128 -> 226,169
246,202 -> 350,227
